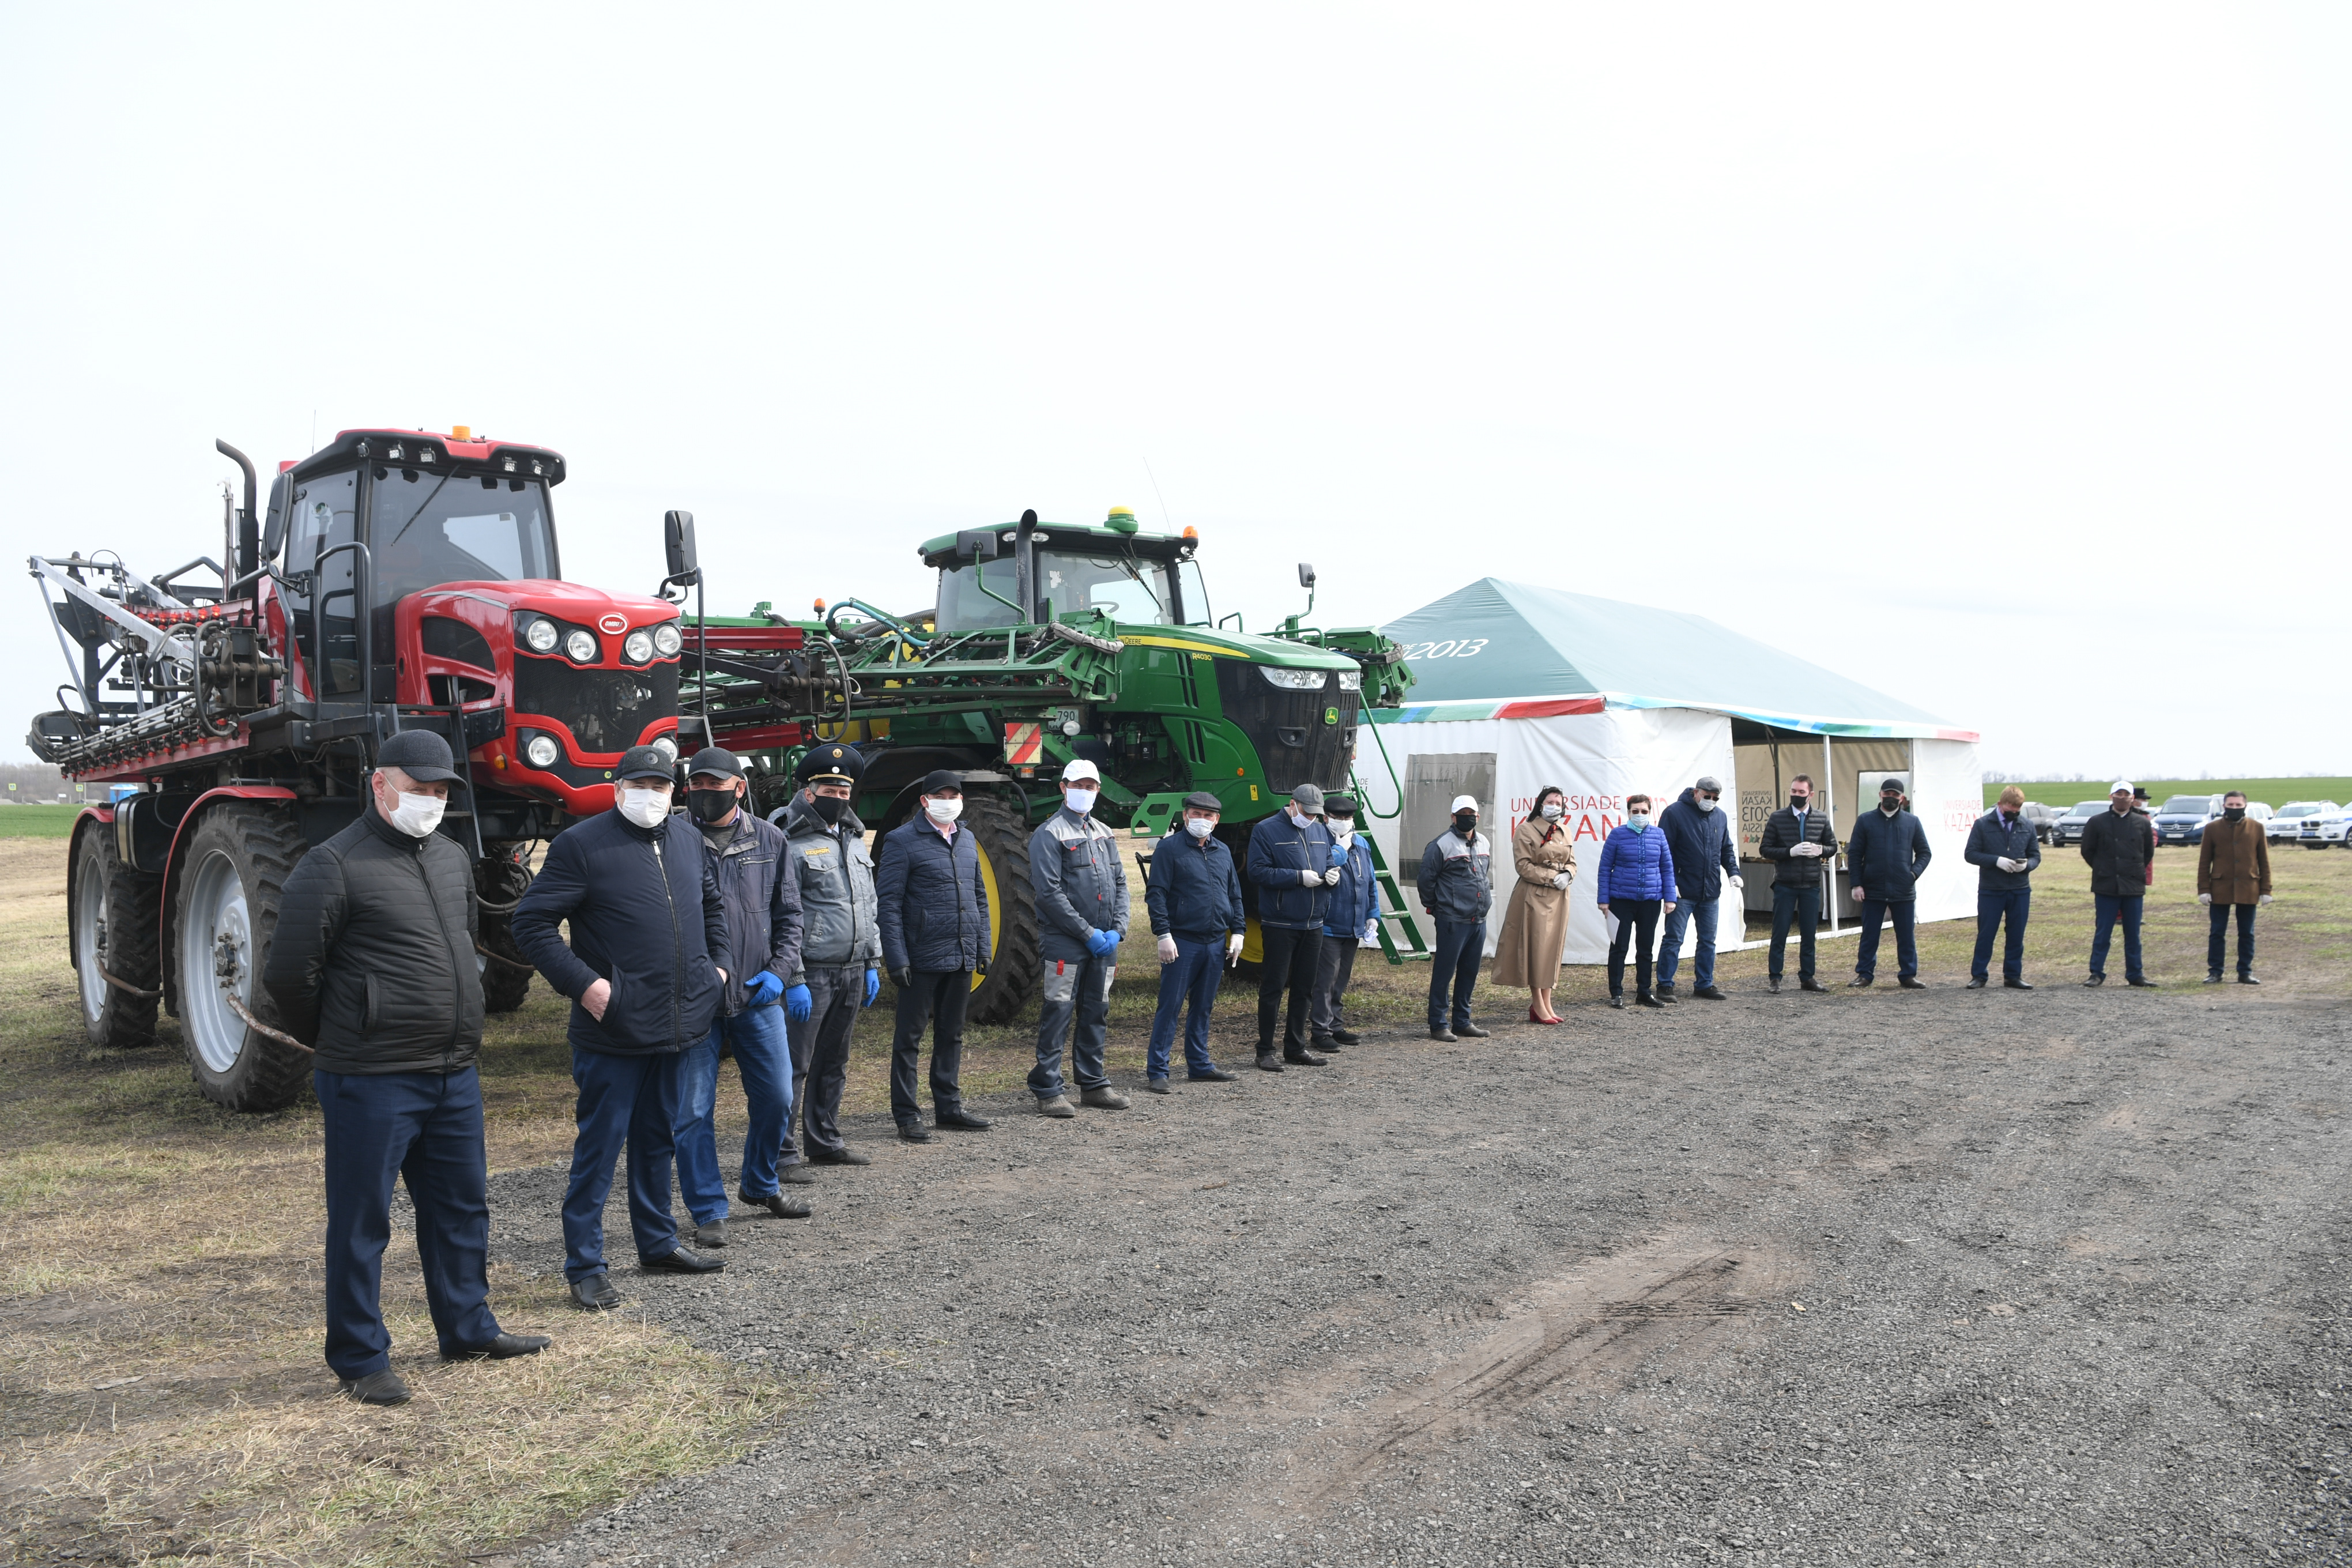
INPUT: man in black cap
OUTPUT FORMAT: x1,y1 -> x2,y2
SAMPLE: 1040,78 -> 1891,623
1142,790 -> 1246,1091
775,742 -> 885,1171
1845,777 -> 1933,989
877,768 -> 993,1136
1311,792 -> 1378,1051
265,728 -> 548,1407
1248,782 -> 1338,1068
674,747 -> 807,1247
514,742 -> 730,1311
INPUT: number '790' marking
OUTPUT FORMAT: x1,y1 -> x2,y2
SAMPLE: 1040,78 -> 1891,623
1401,638 -> 1488,661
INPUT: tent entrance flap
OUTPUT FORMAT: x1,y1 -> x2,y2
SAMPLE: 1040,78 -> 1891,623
1401,752 -> 1494,885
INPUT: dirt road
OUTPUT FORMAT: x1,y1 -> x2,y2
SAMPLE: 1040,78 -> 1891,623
485,981 -> 2352,1567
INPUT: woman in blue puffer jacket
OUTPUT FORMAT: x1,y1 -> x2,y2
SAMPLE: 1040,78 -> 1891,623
1595,794 -> 1679,1009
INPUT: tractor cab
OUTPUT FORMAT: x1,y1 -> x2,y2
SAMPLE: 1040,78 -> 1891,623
923,508 -> 1213,632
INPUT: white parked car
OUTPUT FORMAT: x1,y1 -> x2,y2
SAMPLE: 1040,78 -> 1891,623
2293,802 -> 2352,850
2268,801 -> 2339,842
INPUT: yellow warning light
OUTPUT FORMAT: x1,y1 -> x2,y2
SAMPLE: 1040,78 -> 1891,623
1182,526 -> 1198,540
813,598 -> 827,612
451,425 -> 472,440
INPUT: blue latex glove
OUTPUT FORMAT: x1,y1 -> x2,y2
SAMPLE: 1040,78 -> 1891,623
1088,928 -> 1119,958
1329,843 -> 1348,866
864,968 -> 880,1007
785,982 -> 813,1022
746,970 -> 785,1007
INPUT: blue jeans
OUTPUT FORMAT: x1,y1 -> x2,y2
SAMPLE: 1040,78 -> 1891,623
2090,894 -> 2144,980
1769,883 -> 1820,979
563,1046 -> 684,1281
1148,935 -> 1227,1080
2207,901 -> 2256,976
1657,896 -> 1718,992
1428,918 -> 1485,1030
314,1066 -> 499,1377
675,1004 -> 795,1224
1854,898 -> 1917,980
1973,888 -> 2030,980
1031,953 -> 1114,1099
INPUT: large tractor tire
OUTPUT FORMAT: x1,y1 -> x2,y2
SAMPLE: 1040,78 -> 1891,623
475,849 -> 534,1014
963,793 -> 1041,1025
175,805 -> 311,1113
71,822 -> 161,1049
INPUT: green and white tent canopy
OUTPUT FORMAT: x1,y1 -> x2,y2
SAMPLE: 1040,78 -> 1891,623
1379,578 -> 1976,741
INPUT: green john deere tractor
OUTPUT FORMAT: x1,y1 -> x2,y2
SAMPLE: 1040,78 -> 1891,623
688,506 -> 1412,1023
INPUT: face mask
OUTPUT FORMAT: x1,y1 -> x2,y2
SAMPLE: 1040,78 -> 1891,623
1882,798 -> 1902,815
1540,802 -> 1563,820
1627,811 -> 1650,831
687,787 -> 737,824
1329,821 -> 1354,843
1453,812 -> 1477,834
1064,787 -> 1098,815
1791,794 -> 1809,811
808,793 -> 847,825
618,787 -> 670,829
1184,816 -> 1216,840
926,796 -> 964,824
2223,806 -> 2245,821
1694,797 -> 1716,814
386,790 -> 445,838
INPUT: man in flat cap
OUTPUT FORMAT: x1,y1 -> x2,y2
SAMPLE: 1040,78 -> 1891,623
1310,792 -> 1378,1051
777,743 -> 887,1168
878,766 -> 993,1137
1143,790 -> 1246,1091
514,742 -> 730,1311
1247,782 -> 1339,1069
673,747 -> 807,1247
266,728 -> 548,1407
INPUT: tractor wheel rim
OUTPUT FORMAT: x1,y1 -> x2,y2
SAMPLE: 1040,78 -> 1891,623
74,852 -> 107,1024
181,849 -> 252,1073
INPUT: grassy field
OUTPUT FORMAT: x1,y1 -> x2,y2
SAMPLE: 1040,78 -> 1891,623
1987,777 -> 2352,809
3,827 -> 2350,1563
0,804 -> 85,839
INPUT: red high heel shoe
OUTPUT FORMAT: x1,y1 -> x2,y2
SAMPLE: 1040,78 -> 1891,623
1528,1005 -> 1562,1026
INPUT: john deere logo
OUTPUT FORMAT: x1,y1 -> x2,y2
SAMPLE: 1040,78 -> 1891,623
1324,706 -> 1339,725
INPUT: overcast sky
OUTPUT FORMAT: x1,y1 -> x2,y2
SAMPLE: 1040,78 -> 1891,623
4,5 -> 2345,778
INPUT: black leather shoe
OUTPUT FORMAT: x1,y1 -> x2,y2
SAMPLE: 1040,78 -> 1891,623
1609,994 -> 1625,1009
642,1248 -> 725,1275
1849,975 -> 1874,988
1693,986 -> 1727,1000
2084,973 -> 2105,987
570,1274 -> 622,1311
696,1217 -> 729,1247
2238,973 -> 2260,985
777,1162 -> 816,1186
1283,1050 -> 1329,1066
935,1107 -> 993,1130
1256,1052 -> 1286,1071
1766,977 -> 1782,994
1898,977 -> 1927,990
1330,1029 -> 1360,1045
444,1333 -> 551,1363
338,1368 -> 412,1405
1311,1036 -> 1344,1051
2204,971 -> 2224,984
1454,1022 -> 1490,1038
2125,975 -> 2157,987
1635,992 -> 1664,1009
1427,1028 -> 1456,1042
2004,978 -> 2033,990
1187,1067 -> 1238,1082
809,1146 -> 870,1166
1145,1077 -> 1171,1094
1800,978 -> 1828,993
898,1121 -> 933,1143
1966,977 -> 1989,989
739,1188 -> 812,1219
1654,989 -> 1679,1005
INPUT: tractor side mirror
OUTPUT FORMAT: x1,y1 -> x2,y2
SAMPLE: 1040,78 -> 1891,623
1298,563 -> 1317,589
261,473 -> 291,561
953,529 -> 1001,562
664,510 -> 699,582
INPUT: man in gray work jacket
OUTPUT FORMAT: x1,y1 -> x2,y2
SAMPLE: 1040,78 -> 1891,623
1028,758 -> 1131,1116
777,742 -> 885,1171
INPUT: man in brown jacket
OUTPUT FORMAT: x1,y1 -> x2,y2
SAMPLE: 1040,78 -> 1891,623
2196,790 -> 2272,984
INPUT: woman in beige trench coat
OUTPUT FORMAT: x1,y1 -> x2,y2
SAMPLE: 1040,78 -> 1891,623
1494,785 -> 1576,1023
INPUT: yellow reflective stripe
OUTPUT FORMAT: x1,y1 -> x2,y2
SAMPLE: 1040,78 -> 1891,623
1121,635 -> 1234,658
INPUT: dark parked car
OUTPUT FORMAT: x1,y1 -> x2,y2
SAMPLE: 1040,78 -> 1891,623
2049,800 -> 2108,846
2018,801 -> 2059,843
2152,792 -> 2225,846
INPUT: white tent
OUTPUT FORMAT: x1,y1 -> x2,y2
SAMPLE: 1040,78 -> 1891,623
1358,580 -> 1982,966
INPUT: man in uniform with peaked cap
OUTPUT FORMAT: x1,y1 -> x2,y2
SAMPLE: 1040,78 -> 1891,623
774,741 -> 886,1172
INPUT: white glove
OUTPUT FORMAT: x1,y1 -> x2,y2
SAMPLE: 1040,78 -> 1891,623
1364,919 -> 1378,941
1156,934 -> 1178,964
2198,892 -> 2212,905
1322,866 -> 1343,887
2259,893 -> 2273,906
1792,841 -> 1820,858
1300,869 -> 1321,887
1226,932 -> 1244,963
1729,874 -> 1744,889
1996,857 -> 2022,874
1550,872 -> 1570,889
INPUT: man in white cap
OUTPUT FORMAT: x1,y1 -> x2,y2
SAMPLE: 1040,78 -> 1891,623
1027,760 -> 1132,1114
1416,793 -> 1494,1042
2079,780 -> 2157,986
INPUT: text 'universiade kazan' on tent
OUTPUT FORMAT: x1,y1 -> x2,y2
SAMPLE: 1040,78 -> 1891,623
1358,579 -> 1982,966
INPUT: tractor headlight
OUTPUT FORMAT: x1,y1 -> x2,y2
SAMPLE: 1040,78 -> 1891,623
623,630 -> 654,664
1260,666 -> 1328,690
522,616 -> 559,654
652,621 -> 683,657
523,733 -> 561,768
564,628 -> 598,663
651,735 -> 679,764
1336,669 -> 1362,691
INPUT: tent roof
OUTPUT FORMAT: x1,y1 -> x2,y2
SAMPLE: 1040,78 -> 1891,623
1379,578 -> 1976,740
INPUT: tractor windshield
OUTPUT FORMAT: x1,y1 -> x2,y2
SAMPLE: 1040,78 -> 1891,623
370,470 -> 559,606
936,548 -> 1211,632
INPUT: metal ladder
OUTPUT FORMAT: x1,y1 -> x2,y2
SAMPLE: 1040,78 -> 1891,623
1364,832 -> 1428,964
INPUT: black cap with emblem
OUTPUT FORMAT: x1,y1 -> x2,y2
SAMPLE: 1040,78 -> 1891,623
794,743 -> 865,786
376,728 -> 461,783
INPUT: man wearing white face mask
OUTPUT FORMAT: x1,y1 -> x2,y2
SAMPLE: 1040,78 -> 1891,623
1142,791 -> 1246,1090
267,729 -> 547,1407
876,768 -> 992,1138
1656,775 -> 1742,1002
1027,759 -> 1132,1114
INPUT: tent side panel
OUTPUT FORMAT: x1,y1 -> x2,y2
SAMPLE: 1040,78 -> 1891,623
1907,737 -> 1983,926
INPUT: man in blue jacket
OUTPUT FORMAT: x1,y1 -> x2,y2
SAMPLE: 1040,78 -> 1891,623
1846,778 -> 1933,988
514,744 -> 730,1311
1656,777 -> 1741,1002
1247,783 -> 1339,1070
674,748 -> 807,1248
877,768 -> 993,1140
1416,793 -> 1494,1041
1311,793 -> 1378,1050
1963,785 -> 2040,989
1027,760 -> 1132,1115
1143,790 -> 1246,1091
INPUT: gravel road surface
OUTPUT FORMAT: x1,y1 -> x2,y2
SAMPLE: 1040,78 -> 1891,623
481,982 -> 2351,1567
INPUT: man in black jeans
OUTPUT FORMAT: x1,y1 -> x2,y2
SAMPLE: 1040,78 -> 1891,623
1846,778 -> 1933,988
1758,773 -> 1838,994
876,768 -> 994,1138
1417,793 -> 1495,1041
1244,783 -> 1337,1071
